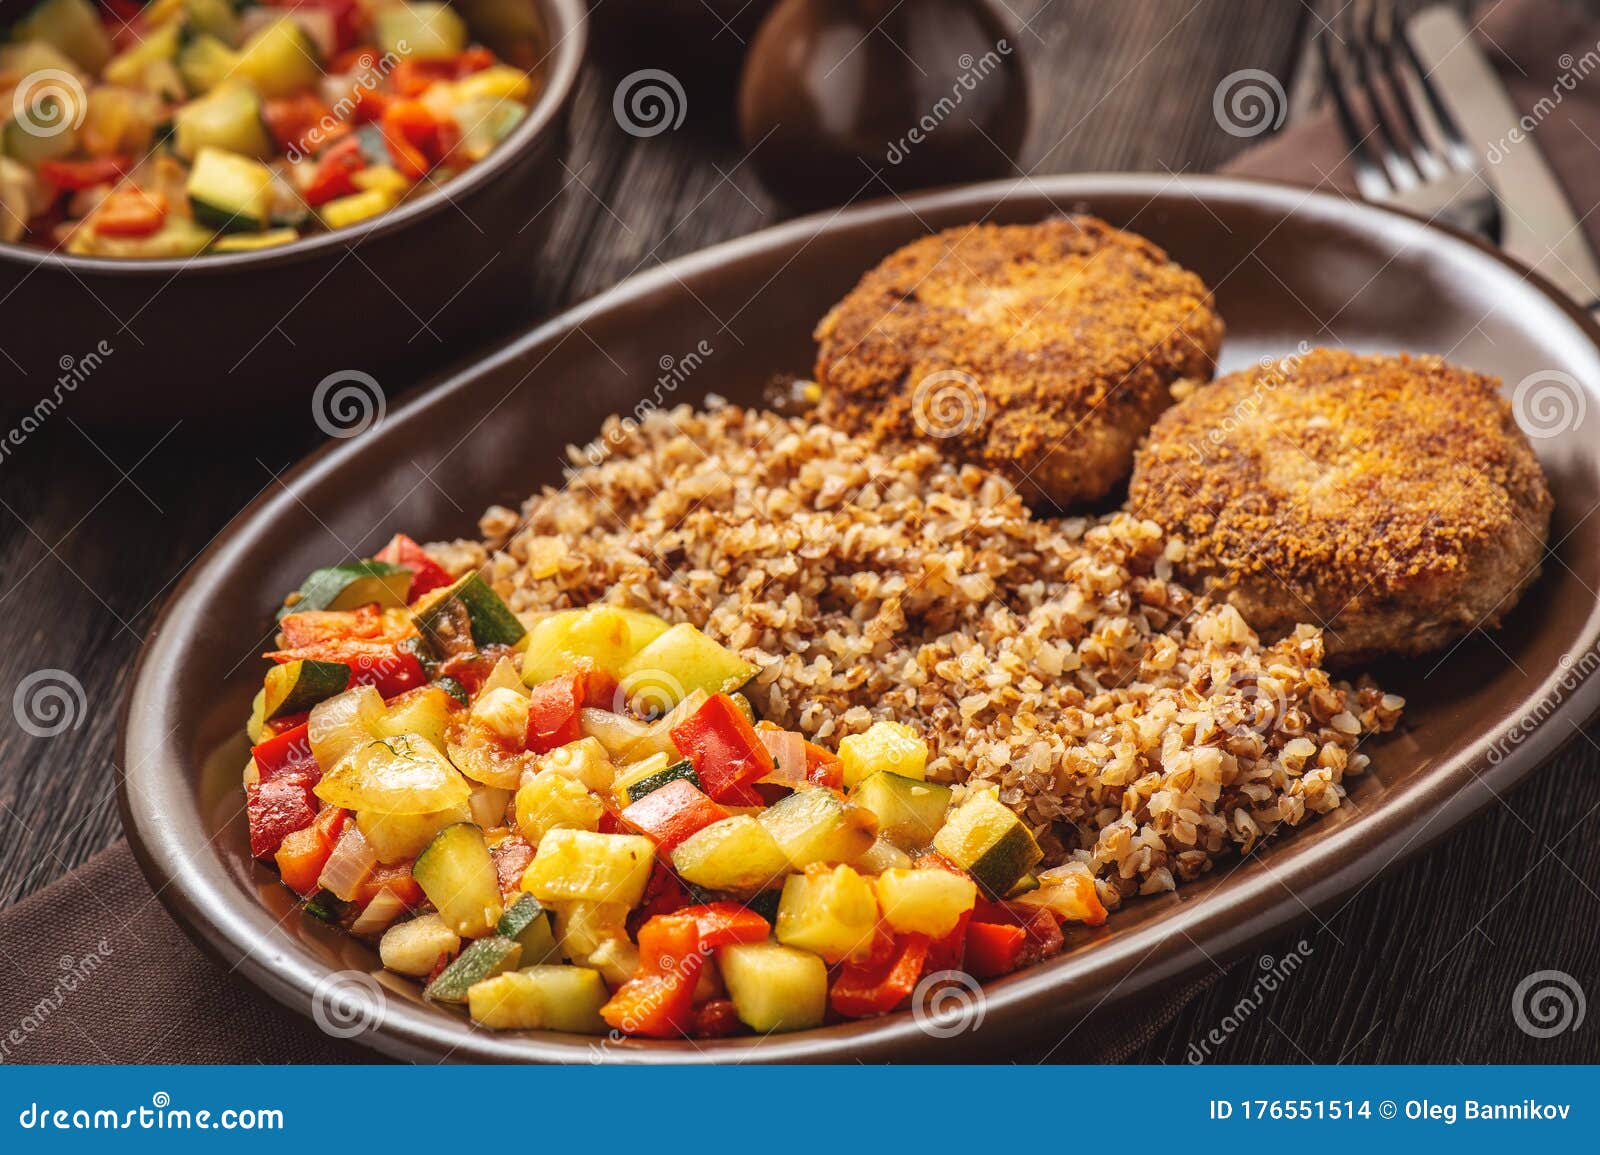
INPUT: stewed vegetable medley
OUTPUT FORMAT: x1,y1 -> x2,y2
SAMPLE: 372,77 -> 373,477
1,0 -> 538,255
245,535 -> 1108,1038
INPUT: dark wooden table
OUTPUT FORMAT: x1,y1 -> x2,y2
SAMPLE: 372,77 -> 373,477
2,0 -> 1597,1063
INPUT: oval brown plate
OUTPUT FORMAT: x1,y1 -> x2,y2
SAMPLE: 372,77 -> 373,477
119,174 -> 1600,1063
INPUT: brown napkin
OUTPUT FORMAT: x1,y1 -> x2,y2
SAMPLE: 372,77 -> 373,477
1225,0 -> 1600,255
4,0 -> 1589,1067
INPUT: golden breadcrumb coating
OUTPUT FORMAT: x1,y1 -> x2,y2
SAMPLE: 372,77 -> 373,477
813,216 -> 1224,508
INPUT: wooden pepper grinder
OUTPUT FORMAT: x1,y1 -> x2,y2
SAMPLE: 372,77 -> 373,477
737,0 -> 1030,210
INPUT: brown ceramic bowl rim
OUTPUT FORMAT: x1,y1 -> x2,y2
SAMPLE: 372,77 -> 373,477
118,173 -> 1600,1063
0,0 -> 587,277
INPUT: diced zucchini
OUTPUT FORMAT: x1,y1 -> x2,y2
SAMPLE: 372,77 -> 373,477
623,758 -> 699,804
550,900 -> 629,962
416,572 -> 526,649
104,22 -> 181,90
412,822 -> 504,936
355,803 -> 471,863
718,941 -> 828,1033
520,605 -> 669,686
837,720 -> 927,790
758,787 -> 877,868
774,864 -> 880,964
873,868 -> 976,938
375,1 -> 468,60
262,658 -> 350,720
535,736 -> 614,793
211,227 -> 299,252
279,560 -> 412,618
372,684 -> 454,754
177,34 -> 241,96
496,894 -> 559,965
851,771 -> 951,850
931,789 -> 1043,897
378,911 -> 460,976
467,966 -> 609,1033
609,751 -> 672,808
514,772 -> 603,846
424,934 -> 521,1002
180,0 -> 242,45
173,84 -> 273,160
307,684 -> 385,767
1005,873 -> 1039,899
315,733 -> 472,814
236,17 -> 322,99
669,815 -> 791,894
190,144 -> 273,233
319,187 -> 395,230
14,0 -> 113,72
618,623 -> 756,709
520,830 -> 655,907
852,836 -> 912,874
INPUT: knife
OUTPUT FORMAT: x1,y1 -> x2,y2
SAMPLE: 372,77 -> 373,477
1408,5 -> 1600,307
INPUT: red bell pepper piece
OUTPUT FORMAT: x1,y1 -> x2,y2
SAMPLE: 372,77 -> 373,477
278,603 -> 387,648
679,902 -> 770,949
970,897 -> 1067,965
830,934 -> 930,1018
268,0 -> 365,52
373,533 -> 453,600
925,907 -> 971,973
389,58 -> 458,97
246,777 -> 318,858
600,912 -> 704,1039
37,157 -> 128,191
620,779 -> 728,852
263,92 -> 345,156
804,740 -> 843,788
633,860 -> 692,926
691,998 -> 743,1038
300,135 -> 366,206
963,921 -> 1026,978
490,834 -> 534,895
380,98 -> 459,179
670,693 -> 773,803
92,187 -> 166,237
251,721 -> 317,782
526,670 -> 584,753
264,640 -> 426,699
275,806 -> 347,896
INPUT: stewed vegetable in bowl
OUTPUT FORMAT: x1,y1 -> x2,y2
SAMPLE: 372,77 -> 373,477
2,0 -> 540,254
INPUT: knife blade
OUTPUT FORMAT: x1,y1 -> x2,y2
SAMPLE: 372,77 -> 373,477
1408,5 -> 1600,306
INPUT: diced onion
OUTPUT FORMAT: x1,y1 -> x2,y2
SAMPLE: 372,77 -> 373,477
758,729 -> 807,786
351,886 -> 409,937
317,826 -> 378,902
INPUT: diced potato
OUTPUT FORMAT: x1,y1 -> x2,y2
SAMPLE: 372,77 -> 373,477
355,803 -> 471,863
520,830 -> 655,906
521,605 -> 666,686
471,686 -> 531,745
618,623 -> 755,710
515,773 -> 603,846
379,912 -> 460,976
670,815 -> 792,893
873,868 -> 977,938
314,733 -> 472,815
718,941 -> 828,1033
757,787 -> 877,868
467,966 -> 609,1033
374,684 -> 454,753
775,864 -> 881,963
551,900 -> 630,961
837,721 -> 927,790
535,736 -> 615,793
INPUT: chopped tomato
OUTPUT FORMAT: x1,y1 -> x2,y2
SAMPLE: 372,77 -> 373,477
670,693 -> 772,804
633,860 -> 692,927
300,135 -> 366,206
264,639 -> 426,699
278,604 -> 389,648
263,92 -> 344,156
37,157 -> 128,191
380,98 -> 459,178
251,722 -> 317,783
804,739 -> 843,788
356,860 -> 423,907
275,806 -> 347,897
620,779 -> 728,852
970,897 -> 1067,965
247,777 -> 317,859
526,671 -> 584,753
691,999 -> 742,1038
91,186 -> 166,237
831,934 -> 930,1018
963,921 -> 1026,978
373,533 -> 453,600
489,834 -> 534,895
433,647 -> 508,696
600,912 -> 704,1039
581,667 -> 619,710
389,58 -> 458,97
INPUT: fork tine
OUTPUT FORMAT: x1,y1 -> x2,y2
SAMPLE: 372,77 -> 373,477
1343,1 -> 1422,190
1391,2 -> 1480,173
1366,0 -> 1449,181
1319,20 -> 1394,200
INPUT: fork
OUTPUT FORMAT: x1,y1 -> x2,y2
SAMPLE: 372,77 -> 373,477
1318,0 -> 1502,242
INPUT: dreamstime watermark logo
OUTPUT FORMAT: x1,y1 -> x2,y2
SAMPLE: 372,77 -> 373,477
0,339 -> 113,467
911,370 -> 986,439
1511,969 -> 1586,1039
885,40 -> 1012,165
1184,341 -> 1312,466
1512,369 -> 1584,439
311,970 -> 386,1039
312,370 -> 386,439
1186,941 -> 1314,1063
11,69 -> 86,139
1489,645 -> 1600,765
1212,68 -> 1287,138
577,338 -> 713,468
12,669 -> 86,738
1216,669 -> 1288,740
0,940 -> 112,1062
1486,41 -> 1600,163
285,45 -> 408,163
615,668 -> 687,722
613,69 -> 686,138
912,970 -> 986,1038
